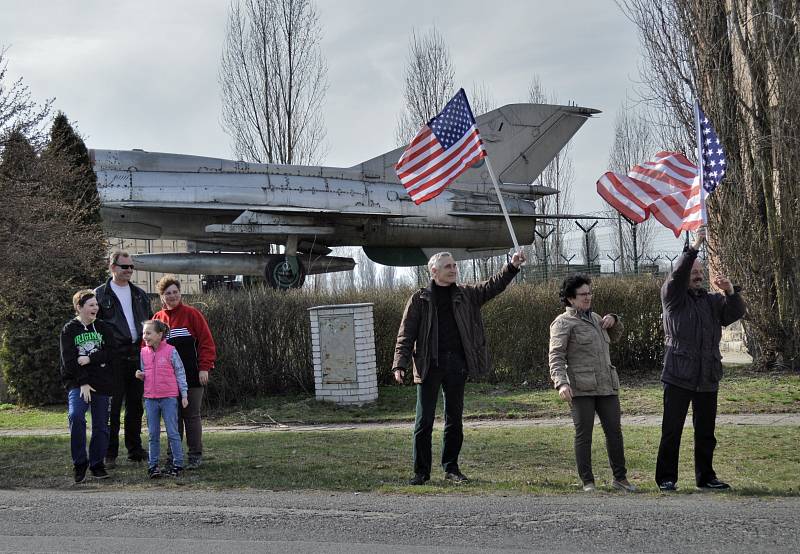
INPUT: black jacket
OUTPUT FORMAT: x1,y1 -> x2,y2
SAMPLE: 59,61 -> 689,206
393,263 -> 519,383
660,247 -> 746,392
59,318 -> 116,395
94,278 -> 153,354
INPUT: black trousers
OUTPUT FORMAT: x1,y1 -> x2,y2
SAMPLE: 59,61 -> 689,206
412,353 -> 467,477
570,395 -> 627,485
655,383 -> 718,486
107,353 -> 145,458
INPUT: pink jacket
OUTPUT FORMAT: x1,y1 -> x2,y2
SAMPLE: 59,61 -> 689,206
140,342 -> 188,399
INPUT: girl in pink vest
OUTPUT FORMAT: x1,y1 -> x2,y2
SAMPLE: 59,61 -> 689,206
135,320 -> 188,478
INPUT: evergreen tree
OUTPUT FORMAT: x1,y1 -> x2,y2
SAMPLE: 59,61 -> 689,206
0,116 -> 107,404
42,112 -> 102,226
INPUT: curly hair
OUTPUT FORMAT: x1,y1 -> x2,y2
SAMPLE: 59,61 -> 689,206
156,274 -> 181,295
559,274 -> 592,307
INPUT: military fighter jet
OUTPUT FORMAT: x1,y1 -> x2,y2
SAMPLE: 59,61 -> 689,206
92,102 -> 599,289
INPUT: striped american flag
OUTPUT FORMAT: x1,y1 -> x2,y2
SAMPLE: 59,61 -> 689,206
596,151 -> 704,237
395,88 -> 486,205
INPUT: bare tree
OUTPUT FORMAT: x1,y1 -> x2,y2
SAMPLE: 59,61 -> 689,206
468,81 -> 496,117
619,0 -> 800,368
528,76 -> 575,270
377,264 -> 397,289
0,47 -> 53,152
395,27 -> 456,146
605,102 -> 659,270
355,248 -> 377,290
220,0 -> 328,164
395,26 -> 457,285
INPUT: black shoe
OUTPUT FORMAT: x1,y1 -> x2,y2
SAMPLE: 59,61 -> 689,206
104,457 -> 117,469
74,462 -> 89,484
186,456 -> 202,470
166,466 -> 183,478
148,466 -> 162,479
90,464 -> 109,479
444,470 -> 470,483
658,481 -> 677,492
127,449 -> 147,462
698,478 -> 731,491
409,473 -> 430,486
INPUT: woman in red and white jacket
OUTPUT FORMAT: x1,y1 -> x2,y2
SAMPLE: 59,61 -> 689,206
153,275 -> 217,470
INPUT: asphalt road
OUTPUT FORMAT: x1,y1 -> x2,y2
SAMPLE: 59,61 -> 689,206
1,488 -> 798,553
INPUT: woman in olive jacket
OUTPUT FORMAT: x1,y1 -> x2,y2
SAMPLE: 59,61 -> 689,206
548,274 -> 635,493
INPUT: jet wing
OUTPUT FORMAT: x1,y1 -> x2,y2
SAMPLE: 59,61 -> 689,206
101,201 -> 413,217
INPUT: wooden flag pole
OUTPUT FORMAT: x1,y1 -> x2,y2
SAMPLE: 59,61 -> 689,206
484,156 -> 521,253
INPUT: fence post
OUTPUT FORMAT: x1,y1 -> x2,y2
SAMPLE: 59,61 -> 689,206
665,253 -> 679,273
576,220 -> 599,273
534,229 -> 554,280
607,254 -> 621,274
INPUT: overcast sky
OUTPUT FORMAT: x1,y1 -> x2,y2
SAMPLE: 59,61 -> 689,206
0,0 -> 682,252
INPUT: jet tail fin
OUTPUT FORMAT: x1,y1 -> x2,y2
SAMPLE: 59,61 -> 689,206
355,103 -> 599,188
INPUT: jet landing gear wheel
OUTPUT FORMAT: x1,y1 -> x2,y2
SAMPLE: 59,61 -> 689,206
265,256 -> 306,289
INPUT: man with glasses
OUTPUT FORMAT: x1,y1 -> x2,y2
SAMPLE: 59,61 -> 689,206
95,250 -> 152,466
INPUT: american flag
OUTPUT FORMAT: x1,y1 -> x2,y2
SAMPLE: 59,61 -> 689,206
596,151 -> 704,237
597,105 -> 727,237
697,105 -> 727,193
395,88 -> 486,204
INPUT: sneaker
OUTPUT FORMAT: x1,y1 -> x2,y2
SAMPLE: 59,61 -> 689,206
658,481 -> 677,492
128,449 -> 148,462
90,465 -> 109,480
582,482 -> 596,492
698,478 -> 731,491
444,470 -> 469,483
409,473 -> 430,486
104,457 -> 117,470
166,466 -> 183,478
186,456 -> 202,470
74,462 -> 88,484
612,479 -> 637,493
148,466 -> 162,479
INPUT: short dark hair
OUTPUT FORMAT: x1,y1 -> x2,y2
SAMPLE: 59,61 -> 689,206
559,274 -> 592,307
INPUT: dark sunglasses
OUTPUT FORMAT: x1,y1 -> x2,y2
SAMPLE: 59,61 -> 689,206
114,263 -> 135,270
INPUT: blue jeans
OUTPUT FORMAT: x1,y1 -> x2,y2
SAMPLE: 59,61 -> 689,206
67,388 -> 110,468
145,397 -> 183,468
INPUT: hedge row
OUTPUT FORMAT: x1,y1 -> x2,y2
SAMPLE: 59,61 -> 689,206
193,275 -> 665,407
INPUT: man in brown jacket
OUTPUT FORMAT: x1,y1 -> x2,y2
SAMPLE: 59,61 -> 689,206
393,250 -> 524,485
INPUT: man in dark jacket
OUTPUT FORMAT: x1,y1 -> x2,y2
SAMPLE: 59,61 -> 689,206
393,250 -> 524,485
95,250 -> 153,465
656,228 -> 746,492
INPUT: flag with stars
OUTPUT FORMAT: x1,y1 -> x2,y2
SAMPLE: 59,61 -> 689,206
395,88 -> 486,204
697,105 -> 727,193
596,104 -> 729,237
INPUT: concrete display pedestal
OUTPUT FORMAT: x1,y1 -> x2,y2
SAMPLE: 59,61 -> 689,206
308,303 -> 378,405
